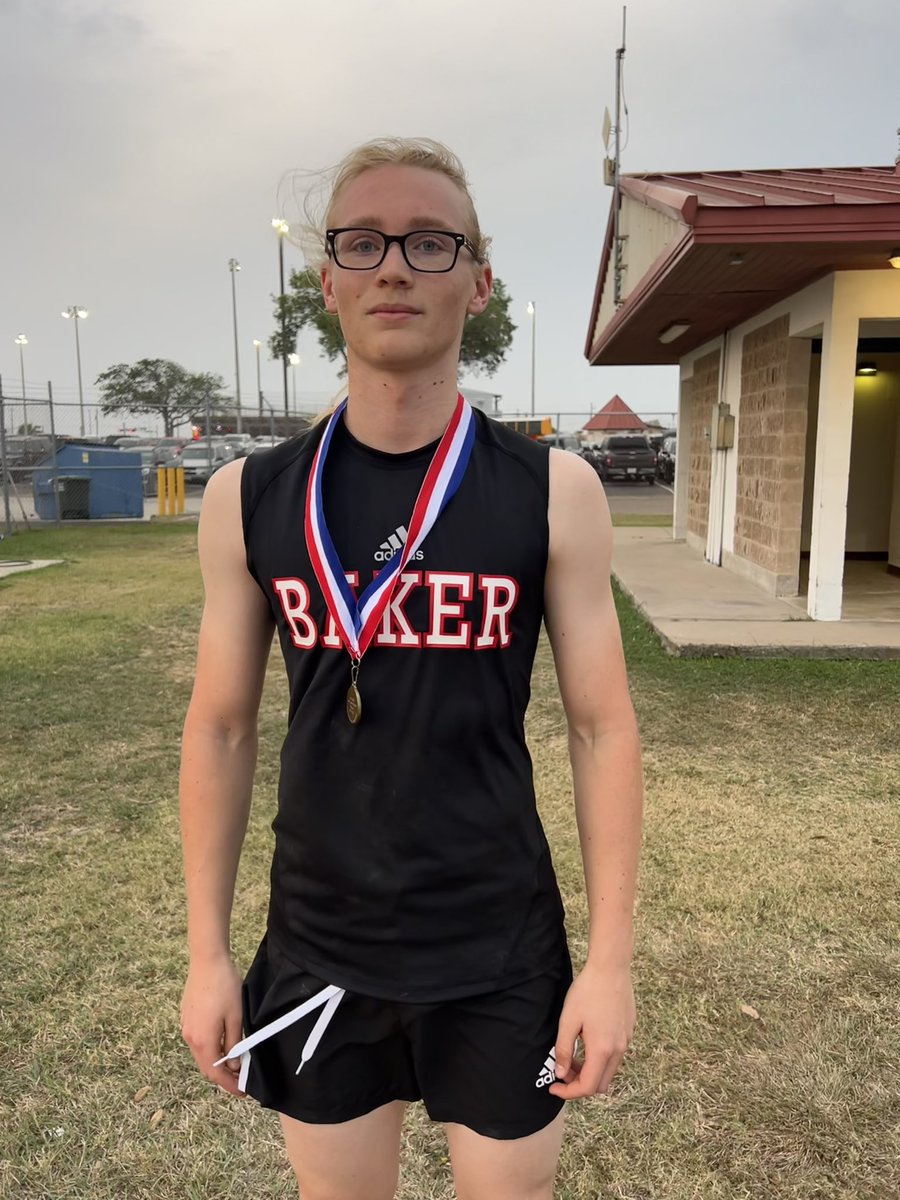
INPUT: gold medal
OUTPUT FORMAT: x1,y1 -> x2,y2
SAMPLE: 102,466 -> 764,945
346,658 -> 362,725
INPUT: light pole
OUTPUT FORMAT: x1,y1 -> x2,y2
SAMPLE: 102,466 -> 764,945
288,352 -> 300,416
272,217 -> 290,418
253,340 -> 262,420
526,301 -> 536,417
61,306 -> 88,437
228,259 -> 243,433
14,335 -> 28,434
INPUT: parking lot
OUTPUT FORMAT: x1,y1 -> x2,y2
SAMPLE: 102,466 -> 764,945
602,478 -> 673,518
4,472 -> 674,526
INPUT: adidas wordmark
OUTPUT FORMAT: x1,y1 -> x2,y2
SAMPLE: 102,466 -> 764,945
374,524 -> 424,563
535,1047 -> 557,1089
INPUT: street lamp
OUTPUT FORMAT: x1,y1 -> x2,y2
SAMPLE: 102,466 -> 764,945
288,352 -> 300,416
14,335 -> 28,434
253,339 -> 262,419
526,301 -> 536,417
272,217 -> 290,418
61,306 -> 89,437
228,259 -> 243,433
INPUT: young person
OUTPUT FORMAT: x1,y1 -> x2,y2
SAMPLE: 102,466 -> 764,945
180,137 -> 642,1200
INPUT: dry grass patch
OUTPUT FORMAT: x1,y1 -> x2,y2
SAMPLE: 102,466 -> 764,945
1,526 -> 898,1199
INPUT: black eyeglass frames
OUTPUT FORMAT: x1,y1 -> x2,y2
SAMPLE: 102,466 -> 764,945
325,228 -> 481,273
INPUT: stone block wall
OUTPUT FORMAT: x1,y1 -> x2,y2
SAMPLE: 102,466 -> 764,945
734,316 -> 811,592
686,350 -> 719,542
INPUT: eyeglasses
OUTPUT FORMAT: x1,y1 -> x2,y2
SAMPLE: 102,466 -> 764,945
325,228 -> 481,273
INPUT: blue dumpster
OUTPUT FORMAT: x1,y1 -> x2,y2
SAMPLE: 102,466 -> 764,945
32,444 -> 143,520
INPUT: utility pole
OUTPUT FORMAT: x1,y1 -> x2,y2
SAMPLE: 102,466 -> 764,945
613,7 -> 627,307
228,259 -> 243,433
272,218 -> 290,418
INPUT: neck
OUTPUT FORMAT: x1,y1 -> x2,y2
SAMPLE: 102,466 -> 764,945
341,359 -> 460,452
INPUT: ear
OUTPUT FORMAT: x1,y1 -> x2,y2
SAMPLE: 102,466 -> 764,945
466,263 -> 493,317
320,263 -> 339,315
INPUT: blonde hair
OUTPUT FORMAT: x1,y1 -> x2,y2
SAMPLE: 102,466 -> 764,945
280,137 -> 491,269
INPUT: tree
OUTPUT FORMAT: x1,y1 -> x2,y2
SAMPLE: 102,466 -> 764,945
270,269 -> 517,379
95,359 -> 229,436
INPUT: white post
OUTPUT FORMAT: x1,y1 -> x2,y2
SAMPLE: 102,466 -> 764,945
807,292 -> 857,620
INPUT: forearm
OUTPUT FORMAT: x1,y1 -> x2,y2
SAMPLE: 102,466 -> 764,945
568,722 -> 643,970
179,712 -> 258,963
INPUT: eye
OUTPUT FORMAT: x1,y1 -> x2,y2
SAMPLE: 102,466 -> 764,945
347,235 -> 381,254
409,232 -> 453,255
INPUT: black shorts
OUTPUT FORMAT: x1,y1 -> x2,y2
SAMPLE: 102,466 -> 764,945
240,935 -> 573,1141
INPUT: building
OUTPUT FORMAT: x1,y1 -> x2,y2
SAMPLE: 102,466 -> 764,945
582,394 -> 648,436
585,163 -> 900,620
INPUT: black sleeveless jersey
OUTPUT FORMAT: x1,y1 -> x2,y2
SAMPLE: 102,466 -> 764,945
241,407 -> 568,1002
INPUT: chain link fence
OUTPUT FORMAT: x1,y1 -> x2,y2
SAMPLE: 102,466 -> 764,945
0,378 -> 677,535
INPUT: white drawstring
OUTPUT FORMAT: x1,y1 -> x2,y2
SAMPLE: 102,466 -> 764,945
214,983 -> 345,1093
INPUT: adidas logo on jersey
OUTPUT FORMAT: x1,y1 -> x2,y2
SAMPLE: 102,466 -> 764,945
535,1047 -> 557,1089
374,524 -> 424,563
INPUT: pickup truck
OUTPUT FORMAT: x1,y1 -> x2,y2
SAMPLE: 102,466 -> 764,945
592,434 -> 657,484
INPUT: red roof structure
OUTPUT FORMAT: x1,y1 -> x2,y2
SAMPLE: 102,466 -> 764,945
583,395 -> 647,432
586,165 -> 900,366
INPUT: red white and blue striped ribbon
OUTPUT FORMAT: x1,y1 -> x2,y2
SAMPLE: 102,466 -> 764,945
304,394 -> 475,659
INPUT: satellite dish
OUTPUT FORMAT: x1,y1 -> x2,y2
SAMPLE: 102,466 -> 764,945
602,107 -> 612,150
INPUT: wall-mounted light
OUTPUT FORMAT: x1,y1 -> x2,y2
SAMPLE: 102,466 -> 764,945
888,249 -> 900,269
728,252 -> 746,267
658,321 -> 691,344
856,361 -> 877,376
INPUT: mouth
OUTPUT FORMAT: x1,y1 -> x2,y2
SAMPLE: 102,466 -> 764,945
368,305 -> 421,320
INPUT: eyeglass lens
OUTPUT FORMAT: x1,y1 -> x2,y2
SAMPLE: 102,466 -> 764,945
332,230 -> 460,272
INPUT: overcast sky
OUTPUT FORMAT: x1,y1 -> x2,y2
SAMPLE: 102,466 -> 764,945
2,0 -> 898,435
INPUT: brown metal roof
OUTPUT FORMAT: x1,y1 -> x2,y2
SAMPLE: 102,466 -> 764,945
582,395 -> 647,431
586,165 -> 900,366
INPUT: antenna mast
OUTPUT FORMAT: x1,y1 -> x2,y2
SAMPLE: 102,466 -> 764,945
613,6 -> 627,306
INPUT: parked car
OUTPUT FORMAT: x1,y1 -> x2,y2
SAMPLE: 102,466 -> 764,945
151,436 -> 187,465
594,434 -> 657,484
2,434 -> 53,482
647,427 -> 676,451
180,442 -> 234,484
221,432 -> 254,459
537,433 -> 582,453
248,435 -> 287,453
656,436 -> 676,484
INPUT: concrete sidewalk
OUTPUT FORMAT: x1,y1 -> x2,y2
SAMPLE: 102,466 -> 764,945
612,527 -> 900,659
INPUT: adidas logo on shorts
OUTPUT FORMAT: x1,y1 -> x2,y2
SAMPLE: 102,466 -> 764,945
535,1046 -> 557,1088
374,524 -> 425,563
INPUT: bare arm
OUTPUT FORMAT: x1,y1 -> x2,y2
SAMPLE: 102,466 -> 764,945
179,458 -> 274,1094
543,448 -> 643,1099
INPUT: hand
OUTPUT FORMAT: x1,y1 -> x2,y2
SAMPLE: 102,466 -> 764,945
181,955 -> 247,1097
548,962 -> 635,1100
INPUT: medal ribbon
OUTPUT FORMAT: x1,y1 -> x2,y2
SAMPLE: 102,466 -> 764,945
304,394 -> 475,659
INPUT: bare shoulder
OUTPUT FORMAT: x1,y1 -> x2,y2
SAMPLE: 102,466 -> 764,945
196,458 -> 248,568
547,448 -> 612,561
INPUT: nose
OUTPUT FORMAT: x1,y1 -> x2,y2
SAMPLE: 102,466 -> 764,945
375,239 -> 413,284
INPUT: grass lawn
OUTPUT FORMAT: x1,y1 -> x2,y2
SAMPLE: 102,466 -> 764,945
1,523 -> 898,1199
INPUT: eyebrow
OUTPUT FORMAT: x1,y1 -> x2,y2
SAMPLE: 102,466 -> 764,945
339,216 -> 458,232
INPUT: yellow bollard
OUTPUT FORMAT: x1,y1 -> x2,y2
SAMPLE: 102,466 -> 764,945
157,468 -> 165,517
175,466 -> 185,514
166,467 -> 176,516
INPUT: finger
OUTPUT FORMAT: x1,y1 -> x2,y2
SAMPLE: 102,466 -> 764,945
188,1039 -> 244,1096
553,1013 -> 581,1082
207,1063 -> 245,1096
223,1012 -> 245,1084
550,1048 -> 608,1100
595,1048 -> 626,1095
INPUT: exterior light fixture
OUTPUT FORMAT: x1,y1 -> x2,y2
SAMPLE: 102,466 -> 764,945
856,362 -> 877,376
658,321 -> 691,344
728,252 -> 746,266
889,249 -> 900,268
